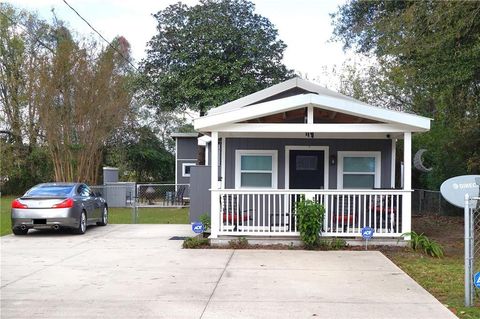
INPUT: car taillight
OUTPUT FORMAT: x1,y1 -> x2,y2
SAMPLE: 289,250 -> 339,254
52,198 -> 74,208
12,199 -> 28,209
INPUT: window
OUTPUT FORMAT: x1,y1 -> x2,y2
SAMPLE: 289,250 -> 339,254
235,150 -> 277,188
338,151 -> 381,189
77,184 -> 91,197
182,163 -> 196,177
27,185 -> 74,196
296,155 -> 318,171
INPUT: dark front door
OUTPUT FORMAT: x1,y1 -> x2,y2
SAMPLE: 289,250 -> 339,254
289,150 -> 325,189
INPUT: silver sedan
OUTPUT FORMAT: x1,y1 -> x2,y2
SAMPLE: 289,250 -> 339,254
11,183 -> 108,235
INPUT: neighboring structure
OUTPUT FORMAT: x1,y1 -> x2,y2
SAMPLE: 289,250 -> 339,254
172,133 -> 199,186
184,77 -> 430,241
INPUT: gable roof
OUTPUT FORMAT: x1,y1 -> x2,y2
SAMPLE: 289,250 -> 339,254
207,77 -> 365,116
195,77 -> 431,132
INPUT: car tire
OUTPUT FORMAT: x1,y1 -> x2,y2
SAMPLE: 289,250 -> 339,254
97,206 -> 108,226
12,228 -> 28,235
73,211 -> 87,235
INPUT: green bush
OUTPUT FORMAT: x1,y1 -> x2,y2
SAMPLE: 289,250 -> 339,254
295,197 -> 325,249
228,237 -> 249,249
199,213 -> 211,231
401,231 -> 444,258
329,237 -> 348,250
318,238 -> 347,250
182,237 -> 209,249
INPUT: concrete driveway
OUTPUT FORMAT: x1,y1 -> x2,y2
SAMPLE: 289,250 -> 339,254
1,225 -> 456,319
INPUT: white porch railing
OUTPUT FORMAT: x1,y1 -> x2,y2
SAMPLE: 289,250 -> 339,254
211,189 -> 410,238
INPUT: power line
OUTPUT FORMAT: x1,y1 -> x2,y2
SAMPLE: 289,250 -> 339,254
0,10 -> 55,54
61,0 -> 138,71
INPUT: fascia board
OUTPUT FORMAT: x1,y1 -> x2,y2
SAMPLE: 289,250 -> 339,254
308,95 -> 431,130
194,94 -> 312,130
210,123 -> 412,133
207,78 -> 299,115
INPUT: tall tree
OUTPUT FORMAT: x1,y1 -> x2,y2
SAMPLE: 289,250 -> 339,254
0,4 -> 54,193
331,0 -> 480,189
140,0 -> 293,115
35,32 -> 134,184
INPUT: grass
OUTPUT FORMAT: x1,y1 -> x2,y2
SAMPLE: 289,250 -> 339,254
382,215 -> 480,318
0,195 -> 189,236
109,207 -> 189,224
385,252 -> 480,318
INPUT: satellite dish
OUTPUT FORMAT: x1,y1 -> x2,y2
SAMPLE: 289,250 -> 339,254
413,149 -> 432,172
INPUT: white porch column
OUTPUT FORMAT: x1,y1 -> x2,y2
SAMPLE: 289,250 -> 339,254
402,132 -> 412,238
210,131 -> 219,238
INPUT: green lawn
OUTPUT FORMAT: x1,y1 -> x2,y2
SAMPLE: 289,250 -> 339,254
384,251 -> 480,318
0,195 -> 189,236
383,215 -> 480,318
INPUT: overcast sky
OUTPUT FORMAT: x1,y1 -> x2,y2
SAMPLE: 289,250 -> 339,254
12,0 -> 355,85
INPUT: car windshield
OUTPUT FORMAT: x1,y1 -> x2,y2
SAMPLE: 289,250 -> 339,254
26,185 -> 74,197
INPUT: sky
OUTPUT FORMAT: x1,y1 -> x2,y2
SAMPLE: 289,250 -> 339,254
11,0 -> 355,86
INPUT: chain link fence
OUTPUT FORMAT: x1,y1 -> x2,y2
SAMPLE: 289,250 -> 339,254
473,202 -> 480,302
90,183 -> 190,224
412,188 -> 462,216
136,184 -> 190,207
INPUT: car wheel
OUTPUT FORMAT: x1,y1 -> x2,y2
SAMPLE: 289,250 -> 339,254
12,228 -> 28,236
74,211 -> 87,235
97,206 -> 108,226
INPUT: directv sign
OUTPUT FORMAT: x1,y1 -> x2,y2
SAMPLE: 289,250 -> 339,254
440,175 -> 480,208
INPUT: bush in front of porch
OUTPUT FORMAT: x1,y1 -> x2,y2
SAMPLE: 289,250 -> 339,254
295,197 -> 325,249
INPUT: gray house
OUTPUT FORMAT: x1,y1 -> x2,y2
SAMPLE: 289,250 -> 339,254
172,133 -> 199,187
185,77 -> 431,241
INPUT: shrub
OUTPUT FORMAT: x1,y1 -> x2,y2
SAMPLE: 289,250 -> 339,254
182,237 -> 209,249
329,237 -> 347,250
199,213 -> 211,231
228,237 -> 249,249
401,231 -> 444,258
295,197 -> 325,249
317,238 -> 347,250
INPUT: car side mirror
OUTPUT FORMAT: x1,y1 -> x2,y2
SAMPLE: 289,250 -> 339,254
95,192 -> 102,197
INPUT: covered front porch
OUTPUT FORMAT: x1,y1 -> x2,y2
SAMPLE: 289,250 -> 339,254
207,132 -> 413,240
193,78 -> 430,241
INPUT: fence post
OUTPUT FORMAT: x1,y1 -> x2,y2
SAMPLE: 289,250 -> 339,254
133,185 -> 139,224
465,193 -> 472,307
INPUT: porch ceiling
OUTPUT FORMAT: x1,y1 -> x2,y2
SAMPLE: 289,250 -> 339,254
240,107 -> 383,124
195,93 -> 431,133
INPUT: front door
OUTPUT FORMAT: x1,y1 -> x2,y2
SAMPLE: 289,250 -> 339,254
289,150 -> 325,189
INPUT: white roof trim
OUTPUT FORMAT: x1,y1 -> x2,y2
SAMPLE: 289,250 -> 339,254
171,133 -> 199,138
207,77 -> 364,116
198,135 -> 211,146
195,93 -> 430,132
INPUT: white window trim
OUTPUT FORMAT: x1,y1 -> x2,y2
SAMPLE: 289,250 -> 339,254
285,146 -> 329,190
337,151 -> 381,189
182,163 -> 196,177
235,150 -> 278,189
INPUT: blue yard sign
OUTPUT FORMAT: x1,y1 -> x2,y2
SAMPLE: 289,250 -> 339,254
474,272 -> 480,289
192,222 -> 204,234
361,227 -> 374,240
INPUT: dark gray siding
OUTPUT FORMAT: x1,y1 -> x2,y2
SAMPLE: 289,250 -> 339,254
176,160 -> 197,185
177,137 -> 198,160
224,138 -> 392,189
189,166 -> 211,222
176,137 -> 198,184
